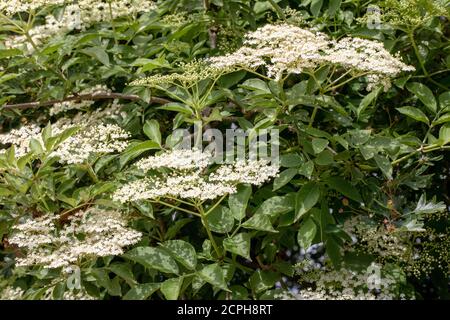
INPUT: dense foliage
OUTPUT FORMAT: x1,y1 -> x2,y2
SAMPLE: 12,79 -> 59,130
0,0 -> 449,300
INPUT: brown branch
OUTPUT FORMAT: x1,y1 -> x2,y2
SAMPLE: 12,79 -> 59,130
1,93 -> 171,111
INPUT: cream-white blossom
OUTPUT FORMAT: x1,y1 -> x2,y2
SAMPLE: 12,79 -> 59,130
9,207 -> 142,269
134,24 -> 414,91
50,123 -> 129,164
113,149 -> 279,202
3,0 -> 157,52
0,98 -> 129,163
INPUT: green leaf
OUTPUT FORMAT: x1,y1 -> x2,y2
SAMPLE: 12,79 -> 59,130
240,78 -> 271,93
107,263 -> 136,286
228,184 -> 251,221
81,47 -> 110,66
406,82 -> 437,114
198,263 -> 229,291
433,113 -> 450,125
242,214 -> 277,233
143,120 -> 161,146
157,103 -> 194,115
396,106 -> 429,124
328,0 -> 342,16
314,150 -> 334,165
439,123 -> 450,144
439,91 -> 450,111
295,183 -> 320,222
218,70 -> 247,88
249,270 -> 279,294
311,138 -> 329,154
29,138 -> 44,154
160,277 -> 183,300
326,236 -> 343,268
0,187 -> 13,197
161,240 -> 197,270
0,48 -> 22,58
123,247 -> 179,274
255,195 -> 294,219
223,233 -> 251,260
206,205 -> 234,234
298,160 -> 314,179
280,153 -> 303,167
311,0 -> 324,16
273,168 -> 297,191
123,283 -> 160,300
357,87 -> 380,121
133,200 -> 154,219
326,177 -> 362,202
119,140 -> 160,169
374,154 -> 393,179
297,218 -> 317,249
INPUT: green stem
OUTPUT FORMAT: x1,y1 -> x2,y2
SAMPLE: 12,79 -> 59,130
153,200 -> 201,217
108,2 -> 119,46
198,204 -> 222,258
392,144 -> 450,165
204,194 -> 228,216
309,105 -> 319,127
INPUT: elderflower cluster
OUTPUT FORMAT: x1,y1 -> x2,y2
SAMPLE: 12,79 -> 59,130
209,159 -> 280,186
113,149 -> 279,203
9,208 -> 142,269
0,0 -> 67,15
62,289 -> 96,300
136,148 -> 211,171
378,0 -> 448,27
3,0 -> 157,52
134,24 -> 414,91
324,37 -> 416,91
278,262 -> 412,300
50,123 -> 129,164
0,286 -> 24,300
210,24 -> 414,90
131,60 -> 225,87
343,216 -> 411,262
0,123 -> 42,157
1,100 -> 129,163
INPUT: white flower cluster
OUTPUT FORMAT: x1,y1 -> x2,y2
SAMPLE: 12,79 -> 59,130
0,0 -> 67,15
136,148 -> 211,171
209,159 -> 280,186
0,286 -> 24,300
62,289 -> 96,300
3,0 -> 157,52
1,99 -> 129,163
279,264 -> 409,300
0,123 -> 42,157
9,208 -> 142,269
343,216 -> 410,261
208,24 -> 330,80
206,24 -> 414,90
113,149 -> 279,202
50,123 -> 129,164
324,37 -> 416,91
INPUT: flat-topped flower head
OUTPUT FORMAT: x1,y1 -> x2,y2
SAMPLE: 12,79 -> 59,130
132,23 -> 414,91
9,207 -> 142,269
113,149 -> 279,203
136,148 -> 212,171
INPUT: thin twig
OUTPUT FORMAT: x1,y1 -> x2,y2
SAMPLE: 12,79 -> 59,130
2,93 -> 171,110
